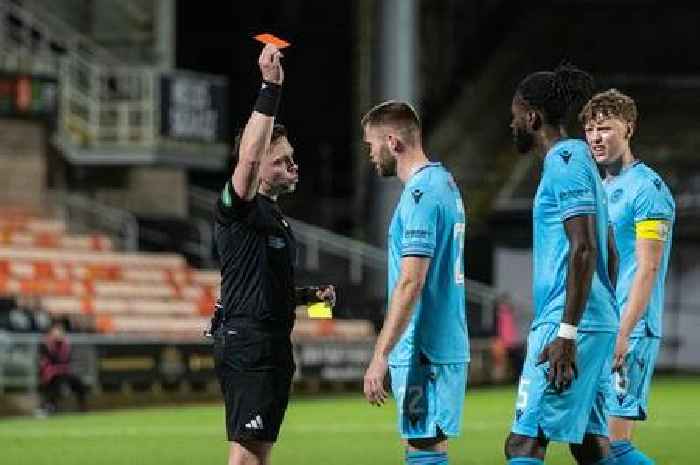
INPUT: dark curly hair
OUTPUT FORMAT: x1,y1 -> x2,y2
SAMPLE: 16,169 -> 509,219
516,62 -> 595,126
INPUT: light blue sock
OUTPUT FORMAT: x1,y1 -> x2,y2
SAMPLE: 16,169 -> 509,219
507,458 -> 544,465
406,450 -> 448,465
611,440 -> 655,465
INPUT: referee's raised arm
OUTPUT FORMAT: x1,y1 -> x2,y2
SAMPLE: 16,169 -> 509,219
232,44 -> 284,201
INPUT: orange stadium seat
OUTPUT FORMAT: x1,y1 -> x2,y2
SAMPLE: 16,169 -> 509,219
0,214 -> 229,339
0,247 -> 187,268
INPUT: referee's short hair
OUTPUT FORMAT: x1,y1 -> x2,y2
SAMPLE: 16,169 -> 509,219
361,101 -> 421,147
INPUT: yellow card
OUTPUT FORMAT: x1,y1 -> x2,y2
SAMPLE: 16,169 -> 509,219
307,302 -> 333,319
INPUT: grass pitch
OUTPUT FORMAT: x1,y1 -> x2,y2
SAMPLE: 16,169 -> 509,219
1,377 -> 697,465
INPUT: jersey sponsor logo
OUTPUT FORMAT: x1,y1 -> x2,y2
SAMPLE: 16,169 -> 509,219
560,150 -> 572,164
404,229 -> 430,239
244,414 -> 264,430
559,188 -> 590,201
610,188 -> 624,204
411,189 -> 424,204
267,236 -> 286,249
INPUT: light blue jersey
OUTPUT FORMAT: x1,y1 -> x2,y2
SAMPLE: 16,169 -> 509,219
387,162 -> 467,365
604,161 -> 675,337
532,139 -> 618,332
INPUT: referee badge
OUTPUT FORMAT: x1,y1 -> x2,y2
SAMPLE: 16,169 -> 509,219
268,236 -> 286,249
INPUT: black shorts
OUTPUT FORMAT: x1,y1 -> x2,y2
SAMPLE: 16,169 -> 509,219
213,323 -> 295,443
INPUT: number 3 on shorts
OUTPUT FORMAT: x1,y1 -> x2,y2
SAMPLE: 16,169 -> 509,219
516,378 -> 530,409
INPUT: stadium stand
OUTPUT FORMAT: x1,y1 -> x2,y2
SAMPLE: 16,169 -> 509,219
0,207 -> 382,342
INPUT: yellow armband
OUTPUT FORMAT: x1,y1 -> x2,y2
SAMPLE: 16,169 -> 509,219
635,219 -> 670,241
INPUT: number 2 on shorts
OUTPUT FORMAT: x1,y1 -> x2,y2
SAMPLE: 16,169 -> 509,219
407,385 -> 425,416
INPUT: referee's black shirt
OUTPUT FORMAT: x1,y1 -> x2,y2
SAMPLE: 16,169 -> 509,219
214,179 -> 297,330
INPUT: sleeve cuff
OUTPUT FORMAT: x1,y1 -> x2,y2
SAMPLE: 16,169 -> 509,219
400,246 -> 434,258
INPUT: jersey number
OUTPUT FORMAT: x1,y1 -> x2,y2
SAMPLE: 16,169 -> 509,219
516,378 -> 531,409
454,223 -> 465,285
406,385 -> 425,416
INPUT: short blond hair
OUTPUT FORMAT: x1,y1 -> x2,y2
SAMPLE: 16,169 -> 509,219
579,88 -> 638,125
361,101 -> 421,147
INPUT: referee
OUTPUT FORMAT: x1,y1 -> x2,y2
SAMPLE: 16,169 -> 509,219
211,44 -> 335,465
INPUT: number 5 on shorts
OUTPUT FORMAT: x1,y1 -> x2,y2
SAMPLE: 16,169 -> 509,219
516,378 -> 531,409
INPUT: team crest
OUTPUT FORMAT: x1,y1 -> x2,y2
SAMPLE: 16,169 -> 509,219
267,236 -> 286,249
412,189 -> 424,204
560,150 -> 572,164
653,178 -> 662,191
610,189 -> 624,204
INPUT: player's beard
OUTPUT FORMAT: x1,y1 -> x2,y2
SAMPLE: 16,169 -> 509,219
513,126 -> 535,154
376,144 -> 397,177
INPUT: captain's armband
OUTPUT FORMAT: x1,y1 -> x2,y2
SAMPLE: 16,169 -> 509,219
635,220 -> 671,242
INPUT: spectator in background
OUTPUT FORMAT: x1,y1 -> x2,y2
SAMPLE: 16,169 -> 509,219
492,293 -> 525,381
38,321 -> 87,414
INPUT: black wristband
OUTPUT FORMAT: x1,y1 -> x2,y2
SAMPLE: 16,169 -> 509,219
254,80 -> 282,117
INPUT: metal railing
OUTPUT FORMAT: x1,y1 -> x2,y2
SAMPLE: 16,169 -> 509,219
0,0 -> 227,165
56,55 -> 158,150
188,186 -> 497,308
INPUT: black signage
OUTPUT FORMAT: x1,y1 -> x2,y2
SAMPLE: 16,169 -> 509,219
97,343 -> 215,386
160,74 -> 228,143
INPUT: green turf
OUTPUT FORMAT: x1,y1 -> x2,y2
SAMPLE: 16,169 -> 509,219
1,377 -> 697,464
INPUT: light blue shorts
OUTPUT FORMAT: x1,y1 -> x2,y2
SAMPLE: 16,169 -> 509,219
389,359 -> 467,439
511,323 -> 615,444
607,336 -> 660,420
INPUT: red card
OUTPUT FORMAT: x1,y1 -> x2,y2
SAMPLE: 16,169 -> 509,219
254,33 -> 291,49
